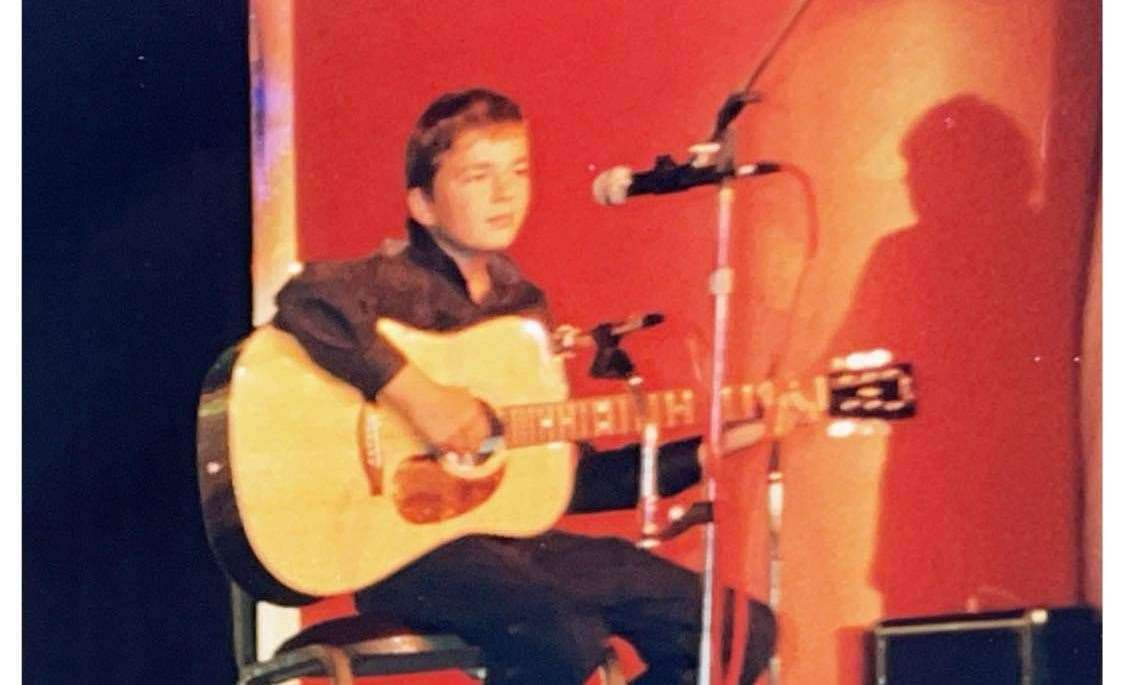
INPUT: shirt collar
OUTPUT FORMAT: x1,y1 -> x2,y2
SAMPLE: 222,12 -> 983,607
406,221 -> 471,292
405,221 -> 525,300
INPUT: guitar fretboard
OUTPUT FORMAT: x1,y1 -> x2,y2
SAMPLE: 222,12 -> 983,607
495,378 -> 830,448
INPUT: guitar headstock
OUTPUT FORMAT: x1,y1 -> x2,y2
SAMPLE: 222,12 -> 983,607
826,349 -> 916,421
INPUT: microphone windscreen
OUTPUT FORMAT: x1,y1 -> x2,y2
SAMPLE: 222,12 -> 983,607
591,166 -> 634,206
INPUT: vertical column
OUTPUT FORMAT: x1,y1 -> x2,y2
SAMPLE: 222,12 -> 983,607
248,0 -> 302,660
250,0 -> 300,326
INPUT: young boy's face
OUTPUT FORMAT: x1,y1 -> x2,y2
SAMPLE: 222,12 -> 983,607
412,122 -> 531,256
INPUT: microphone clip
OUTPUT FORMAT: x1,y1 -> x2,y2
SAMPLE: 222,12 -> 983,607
633,90 -> 765,195
629,154 -> 734,196
587,312 -> 663,380
551,313 -> 664,379
588,322 -> 637,380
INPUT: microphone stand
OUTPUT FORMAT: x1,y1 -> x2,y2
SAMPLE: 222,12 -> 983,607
611,113 -> 772,685
696,3 -> 820,678
697,131 -> 738,685
585,4 -> 822,675
696,92 -> 789,685
585,2 -> 818,681
585,323 -> 664,546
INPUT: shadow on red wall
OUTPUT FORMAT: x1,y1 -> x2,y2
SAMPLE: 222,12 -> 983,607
830,95 -> 1081,618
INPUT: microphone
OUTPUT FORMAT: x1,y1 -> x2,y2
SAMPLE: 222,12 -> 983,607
592,156 -> 780,206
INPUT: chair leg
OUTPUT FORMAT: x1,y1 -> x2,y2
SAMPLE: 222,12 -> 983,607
305,645 -> 354,685
236,645 -> 355,685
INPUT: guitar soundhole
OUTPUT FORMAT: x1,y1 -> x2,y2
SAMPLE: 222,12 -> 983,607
392,456 -> 505,524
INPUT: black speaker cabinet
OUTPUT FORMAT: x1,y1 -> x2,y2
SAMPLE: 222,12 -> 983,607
872,606 -> 1100,685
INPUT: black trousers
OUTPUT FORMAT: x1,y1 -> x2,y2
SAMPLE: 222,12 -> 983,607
355,531 -> 775,684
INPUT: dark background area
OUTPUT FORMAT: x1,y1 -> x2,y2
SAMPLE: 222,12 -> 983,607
25,2 -> 248,681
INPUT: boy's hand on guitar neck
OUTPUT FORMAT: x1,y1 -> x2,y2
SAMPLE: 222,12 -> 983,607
378,364 -> 496,456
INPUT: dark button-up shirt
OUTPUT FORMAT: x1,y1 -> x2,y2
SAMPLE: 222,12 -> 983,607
274,224 -> 549,399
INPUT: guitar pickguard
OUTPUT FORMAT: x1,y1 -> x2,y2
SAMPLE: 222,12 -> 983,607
392,456 -> 506,524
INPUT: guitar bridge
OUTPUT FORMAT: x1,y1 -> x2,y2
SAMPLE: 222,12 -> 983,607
358,405 -> 384,495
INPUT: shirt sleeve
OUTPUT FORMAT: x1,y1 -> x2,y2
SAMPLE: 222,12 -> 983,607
566,435 -> 703,513
273,261 -> 407,399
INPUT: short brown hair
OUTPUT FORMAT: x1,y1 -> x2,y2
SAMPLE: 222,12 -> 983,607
404,88 -> 523,193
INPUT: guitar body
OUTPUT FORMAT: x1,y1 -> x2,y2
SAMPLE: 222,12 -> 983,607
197,317 -> 574,602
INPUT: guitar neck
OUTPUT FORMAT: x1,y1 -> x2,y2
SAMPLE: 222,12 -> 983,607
495,377 -> 830,448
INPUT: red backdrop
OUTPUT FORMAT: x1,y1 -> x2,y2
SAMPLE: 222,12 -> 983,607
289,1 -> 1100,682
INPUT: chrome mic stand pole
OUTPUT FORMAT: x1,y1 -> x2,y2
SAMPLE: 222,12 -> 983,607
631,375 -> 662,547
766,442 -> 783,685
589,89 -> 794,683
627,3 -> 815,680
698,165 -> 738,685
582,323 -> 663,546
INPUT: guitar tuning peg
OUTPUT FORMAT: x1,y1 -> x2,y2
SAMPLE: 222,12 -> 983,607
826,418 -> 892,439
826,419 -> 858,438
857,419 -> 891,437
842,348 -> 893,370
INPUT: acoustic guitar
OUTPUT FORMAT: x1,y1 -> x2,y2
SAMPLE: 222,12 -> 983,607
197,316 -> 915,604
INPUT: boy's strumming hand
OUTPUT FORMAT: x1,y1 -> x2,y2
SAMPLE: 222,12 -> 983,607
414,385 -> 495,456
378,364 -> 495,456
